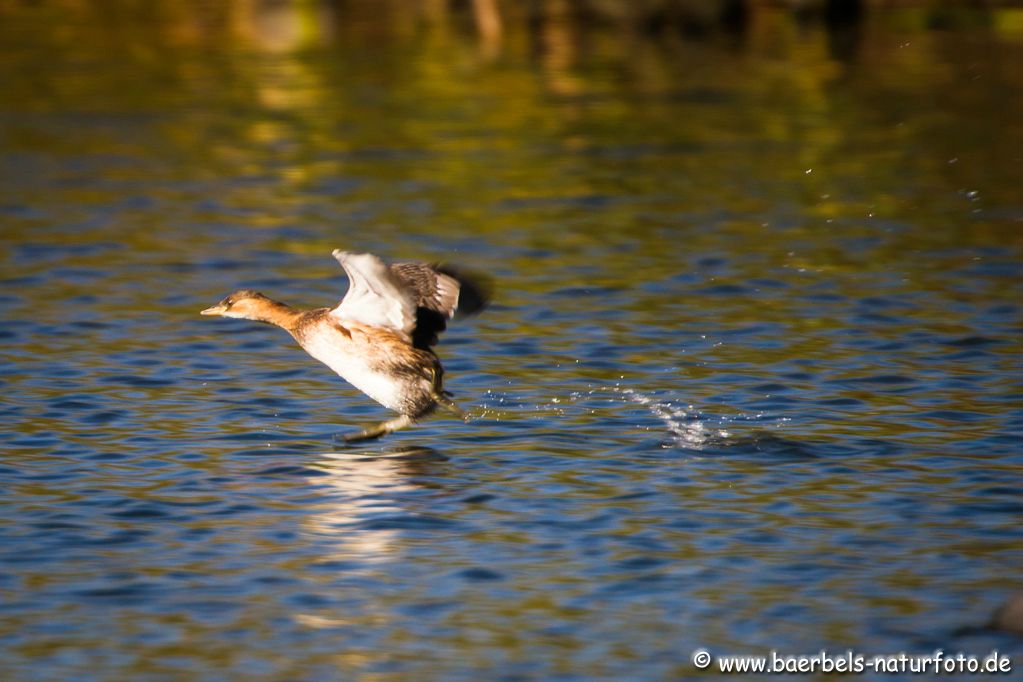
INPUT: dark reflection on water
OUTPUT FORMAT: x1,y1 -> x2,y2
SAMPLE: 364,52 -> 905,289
2,0 -> 1023,679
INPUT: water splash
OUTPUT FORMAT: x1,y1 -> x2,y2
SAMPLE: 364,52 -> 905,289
473,383 -> 776,449
616,387 -> 729,448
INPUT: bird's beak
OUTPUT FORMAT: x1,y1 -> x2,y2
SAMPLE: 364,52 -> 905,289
200,304 -> 227,316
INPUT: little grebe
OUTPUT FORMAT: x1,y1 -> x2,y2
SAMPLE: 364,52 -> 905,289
201,250 -> 490,441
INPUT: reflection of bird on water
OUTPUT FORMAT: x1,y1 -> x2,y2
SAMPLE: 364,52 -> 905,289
330,445 -> 450,466
286,446 -> 451,584
202,250 -> 490,441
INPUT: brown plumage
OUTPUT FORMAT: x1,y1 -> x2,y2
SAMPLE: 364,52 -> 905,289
390,261 -> 490,349
201,251 -> 491,441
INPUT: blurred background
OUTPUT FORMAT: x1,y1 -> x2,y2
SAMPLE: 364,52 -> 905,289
1,1 -> 1022,680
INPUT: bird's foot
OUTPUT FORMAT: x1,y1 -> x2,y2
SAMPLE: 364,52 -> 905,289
434,392 -> 470,422
343,414 -> 415,443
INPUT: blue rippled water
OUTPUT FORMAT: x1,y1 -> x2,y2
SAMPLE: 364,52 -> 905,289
2,2 -> 1023,680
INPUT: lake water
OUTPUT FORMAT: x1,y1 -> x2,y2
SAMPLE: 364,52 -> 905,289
1,2 -> 1022,679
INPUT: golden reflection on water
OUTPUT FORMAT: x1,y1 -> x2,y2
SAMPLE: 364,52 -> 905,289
5,0 -> 1017,302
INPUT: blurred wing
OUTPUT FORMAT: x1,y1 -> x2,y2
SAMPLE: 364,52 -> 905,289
390,262 -> 461,319
329,250 -> 416,337
390,261 -> 492,350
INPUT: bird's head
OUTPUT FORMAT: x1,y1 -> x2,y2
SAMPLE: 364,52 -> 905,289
200,290 -> 273,320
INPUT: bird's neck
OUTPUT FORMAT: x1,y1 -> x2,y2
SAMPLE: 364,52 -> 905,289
250,299 -> 303,330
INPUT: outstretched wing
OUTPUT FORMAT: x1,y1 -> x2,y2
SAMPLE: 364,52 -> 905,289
390,261 -> 492,350
390,262 -> 461,318
329,250 -> 416,338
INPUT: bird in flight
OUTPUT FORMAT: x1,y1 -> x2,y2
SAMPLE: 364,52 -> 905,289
201,250 -> 490,441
